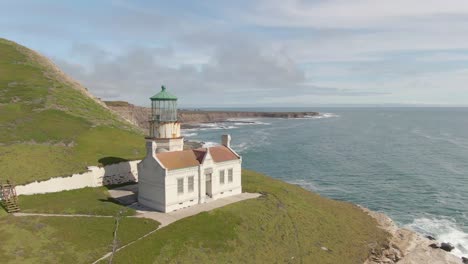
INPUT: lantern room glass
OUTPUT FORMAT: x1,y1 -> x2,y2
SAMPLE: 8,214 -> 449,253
151,99 -> 177,122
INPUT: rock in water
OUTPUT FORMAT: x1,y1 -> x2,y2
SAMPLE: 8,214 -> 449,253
429,243 -> 439,249
426,235 -> 436,240
462,257 -> 468,264
440,242 -> 455,252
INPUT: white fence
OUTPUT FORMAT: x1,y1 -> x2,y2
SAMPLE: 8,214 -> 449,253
16,160 -> 141,196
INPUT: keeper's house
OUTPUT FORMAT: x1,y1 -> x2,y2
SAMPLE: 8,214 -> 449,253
137,86 -> 242,213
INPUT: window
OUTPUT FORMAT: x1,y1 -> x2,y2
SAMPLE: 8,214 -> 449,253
177,178 -> 184,194
188,176 -> 194,192
228,169 -> 233,183
219,170 -> 225,184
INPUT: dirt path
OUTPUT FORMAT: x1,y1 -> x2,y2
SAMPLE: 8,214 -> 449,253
13,212 -> 115,218
12,192 -> 261,263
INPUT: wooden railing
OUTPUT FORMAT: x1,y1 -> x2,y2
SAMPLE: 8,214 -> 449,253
0,181 -> 20,213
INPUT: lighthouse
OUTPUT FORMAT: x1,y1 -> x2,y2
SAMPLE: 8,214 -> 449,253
138,86 -> 242,212
147,85 -> 183,152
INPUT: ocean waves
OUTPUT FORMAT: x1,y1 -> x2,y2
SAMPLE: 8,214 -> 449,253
405,217 -> 468,258
182,118 -> 271,136
293,112 -> 340,119
187,108 -> 468,260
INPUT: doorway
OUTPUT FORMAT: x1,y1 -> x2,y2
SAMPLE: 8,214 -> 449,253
205,173 -> 212,198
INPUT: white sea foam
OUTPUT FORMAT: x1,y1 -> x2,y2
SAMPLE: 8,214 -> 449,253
198,123 -> 238,130
182,132 -> 198,137
314,113 -> 340,119
233,142 -> 249,152
227,118 -> 271,126
294,113 -> 340,120
286,179 -> 320,192
183,124 -> 238,132
202,141 -> 220,148
182,119 -> 270,135
405,217 -> 468,258
411,129 -> 468,150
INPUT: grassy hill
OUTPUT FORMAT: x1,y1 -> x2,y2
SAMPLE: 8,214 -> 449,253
0,38 -> 389,263
0,216 -> 159,263
1,170 -> 388,263
105,170 -> 388,264
0,38 -> 145,184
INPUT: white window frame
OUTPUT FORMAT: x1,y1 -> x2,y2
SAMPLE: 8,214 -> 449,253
228,168 -> 233,183
219,170 -> 225,185
177,178 -> 184,194
188,176 -> 194,193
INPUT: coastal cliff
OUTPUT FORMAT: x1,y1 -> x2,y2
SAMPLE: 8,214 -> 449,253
362,207 -> 463,264
104,101 -> 319,130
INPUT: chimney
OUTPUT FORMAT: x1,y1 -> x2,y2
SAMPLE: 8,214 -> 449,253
146,139 -> 157,158
221,134 -> 231,148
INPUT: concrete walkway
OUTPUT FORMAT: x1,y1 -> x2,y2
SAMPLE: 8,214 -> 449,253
132,192 -> 261,227
107,184 -> 262,227
108,184 -> 138,205
91,192 -> 261,264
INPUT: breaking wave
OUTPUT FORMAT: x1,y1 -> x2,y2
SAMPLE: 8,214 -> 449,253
405,217 -> 468,258
181,132 -> 198,137
182,119 -> 271,133
293,113 -> 340,120
310,113 -> 340,119
202,141 -> 220,148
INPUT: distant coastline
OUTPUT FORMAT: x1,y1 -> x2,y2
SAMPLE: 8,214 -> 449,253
104,101 -> 319,130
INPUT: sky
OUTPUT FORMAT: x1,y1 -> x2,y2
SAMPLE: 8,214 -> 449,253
1,0 -> 468,107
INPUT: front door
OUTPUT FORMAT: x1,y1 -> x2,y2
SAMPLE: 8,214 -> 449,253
205,173 -> 212,197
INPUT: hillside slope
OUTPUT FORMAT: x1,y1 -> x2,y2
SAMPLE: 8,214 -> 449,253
0,170 -> 389,263
0,38 -> 145,184
107,170 -> 389,264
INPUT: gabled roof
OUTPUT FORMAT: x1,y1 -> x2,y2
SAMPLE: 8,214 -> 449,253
197,146 -> 239,163
155,146 -> 240,170
192,149 -> 208,164
156,150 -> 199,170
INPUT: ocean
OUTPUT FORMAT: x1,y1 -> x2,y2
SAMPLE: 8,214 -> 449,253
182,107 -> 468,258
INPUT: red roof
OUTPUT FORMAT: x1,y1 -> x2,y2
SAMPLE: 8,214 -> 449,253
205,146 -> 239,163
156,150 -> 200,170
155,146 -> 239,170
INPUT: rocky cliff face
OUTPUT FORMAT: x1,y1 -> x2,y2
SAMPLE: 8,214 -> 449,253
105,101 -> 319,130
362,207 -> 463,264
104,101 -> 150,130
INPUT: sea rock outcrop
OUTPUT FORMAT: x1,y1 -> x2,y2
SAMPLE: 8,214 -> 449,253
361,207 -> 462,264
441,242 -> 456,252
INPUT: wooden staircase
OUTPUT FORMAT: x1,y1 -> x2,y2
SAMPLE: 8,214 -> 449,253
0,181 -> 20,213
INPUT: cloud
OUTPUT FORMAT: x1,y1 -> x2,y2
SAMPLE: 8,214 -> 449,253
243,0 -> 468,28
55,39 -> 381,106
3,0 -> 468,106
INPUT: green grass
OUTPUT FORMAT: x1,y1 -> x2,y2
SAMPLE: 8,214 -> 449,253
0,215 -> 159,263
0,144 -> 82,184
0,109 -> 92,143
0,206 -> 7,217
72,126 -> 145,166
19,186 -> 136,216
0,38 -> 145,184
108,170 -> 388,264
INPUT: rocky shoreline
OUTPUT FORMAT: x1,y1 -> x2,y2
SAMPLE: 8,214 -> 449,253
103,101 -> 468,263
104,101 -> 319,130
361,206 -> 465,264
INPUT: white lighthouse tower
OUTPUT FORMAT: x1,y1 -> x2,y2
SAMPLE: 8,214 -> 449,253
148,85 -> 183,152
138,86 -> 243,212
